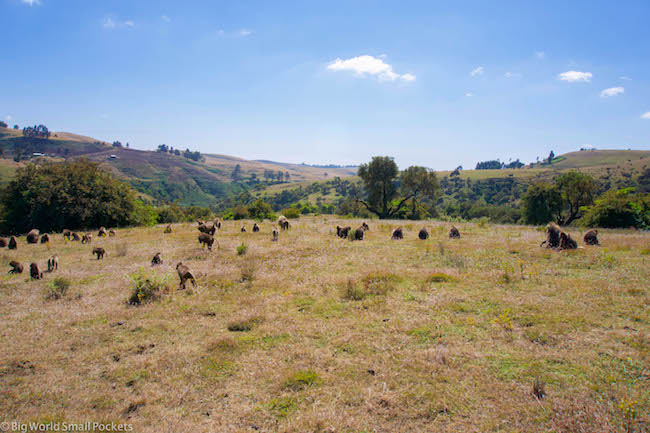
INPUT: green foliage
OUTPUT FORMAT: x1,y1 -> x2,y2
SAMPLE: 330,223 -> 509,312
45,277 -> 71,300
280,207 -> 301,219
522,181 -> 563,225
128,268 -> 169,305
227,316 -> 264,332
283,369 -> 322,391
580,188 -> 650,229
556,171 -> 597,225
0,159 -> 150,233
0,121 -> 7,129
247,199 -> 275,220
237,243 -> 248,255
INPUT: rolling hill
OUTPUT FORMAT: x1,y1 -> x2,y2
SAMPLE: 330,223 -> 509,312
0,127 -> 357,206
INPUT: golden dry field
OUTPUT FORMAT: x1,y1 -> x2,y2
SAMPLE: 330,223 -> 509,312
1,218 -> 649,432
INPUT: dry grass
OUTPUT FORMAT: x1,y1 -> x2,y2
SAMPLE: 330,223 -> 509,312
0,218 -> 649,432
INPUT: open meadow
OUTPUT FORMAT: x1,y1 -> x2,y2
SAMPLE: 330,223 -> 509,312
1,218 -> 649,432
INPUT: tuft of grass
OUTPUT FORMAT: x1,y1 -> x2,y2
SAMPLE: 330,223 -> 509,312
206,337 -> 240,354
236,243 -> 248,255
227,315 -> 264,332
265,397 -> 298,419
360,272 -> 401,295
45,277 -> 71,300
532,377 -> 546,400
239,256 -> 258,283
127,268 -> 169,305
425,272 -> 457,283
342,279 -> 366,301
283,369 -> 322,391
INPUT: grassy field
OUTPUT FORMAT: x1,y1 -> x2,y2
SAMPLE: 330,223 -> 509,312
1,218 -> 648,432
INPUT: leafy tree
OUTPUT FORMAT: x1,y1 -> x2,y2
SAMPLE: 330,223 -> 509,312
0,158 -> 152,233
231,164 -> 242,181
157,144 -> 169,153
556,171 -> 596,225
400,166 -> 441,219
22,124 -> 50,139
13,125 -> 19,129
475,160 -> 503,170
0,121 -> 7,128
580,188 -> 650,229
285,172 -> 290,182
112,141 -> 122,148
277,170 -> 284,182
522,181 -> 563,225
247,199 -> 275,220
548,151 -> 555,164
355,157 -> 441,219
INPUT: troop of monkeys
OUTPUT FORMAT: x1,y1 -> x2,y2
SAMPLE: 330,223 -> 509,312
4,217 -> 601,290
3,227 -> 114,281
335,223 -> 461,241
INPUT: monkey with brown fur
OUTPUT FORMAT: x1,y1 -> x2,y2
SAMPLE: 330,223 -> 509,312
352,224 -> 368,241
198,233 -> 216,251
47,255 -> 58,272
92,247 -> 106,260
241,226 -> 247,233
214,219 -> 222,229
449,226 -> 461,239
109,229 -> 116,237
362,222 -> 369,231
151,252 -> 163,266
583,229 -> 599,245
0,238 -> 7,248
271,226 -> 279,242
198,223 -> 216,236
418,228 -> 429,240
82,233 -> 92,244
278,216 -> 291,231
336,226 -> 351,238
8,261 -> 23,274
8,236 -> 17,250
559,232 -> 578,250
30,263 -> 43,280
71,232 -> 81,242
62,229 -> 72,240
164,224 -> 173,234
253,223 -> 260,232
391,227 -> 404,240
98,227 -> 108,237
541,222 -> 562,249
26,229 -> 40,244
40,234 -> 51,244
176,262 -> 197,290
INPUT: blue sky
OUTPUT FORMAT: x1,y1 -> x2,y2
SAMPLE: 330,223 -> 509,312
1,0 -> 649,170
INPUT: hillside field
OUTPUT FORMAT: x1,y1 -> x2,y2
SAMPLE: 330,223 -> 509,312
1,218 -> 649,432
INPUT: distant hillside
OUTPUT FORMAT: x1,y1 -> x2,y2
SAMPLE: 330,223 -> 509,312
0,127 -> 357,206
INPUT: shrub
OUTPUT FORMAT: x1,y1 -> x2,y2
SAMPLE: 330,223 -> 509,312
280,208 -> 301,219
425,273 -> 457,283
45,277 -> 71,300
128,268 -> 169,305
237,243 -> 248,256
580,187 -> 650,229
283,369 -> 322,391
239,256 -> 257,282
247,199 -> 275,220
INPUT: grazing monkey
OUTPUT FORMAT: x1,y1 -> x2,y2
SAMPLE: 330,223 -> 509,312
47,255 -> 58,272
62,229 -> 72,240
8,261 -> 23,274
559,232 -> 578,250
278,216 -> 290,231
109,229 -> 116,237
214,219 -> 222,229
418,228 -> 429,240
253,223 -> 260,232
584,229 -> 599,246
241,226 -> 247,233
198,223 -> 216,236
8,236 -> 17,250
271,226 -> 279,242
82,233 -> 92,244
198,233 -> 215,251
151,252 -> 163,266
40,234 -> 51,244
92,247 -> 106,260
336,226 -> 351,238
98,227 -> 108,237
71,232 -> 81,242
176,262 -> 197,290
0,238 -> 7,248
30,263 -> 43,280
362,222 -> 370,231
449,226 -> 461,239
391,227 -> 404,240
26,229 -> 40,244
164,224 -> 173,234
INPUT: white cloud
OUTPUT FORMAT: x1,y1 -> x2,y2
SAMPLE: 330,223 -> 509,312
600,87 -> 624,97
620,76 -> 632,81
505,71 -> 522,79
558,71 -> 592,82
217,28 -> 253,38
470,66 -> 484,77
535,51 -> 545,60
103,16 -> 135,29
642,112 -> 650,120
465,92 -> 474,97
327,55 -> 415,82
5,115 -> 13,121
161,15 -> 171,23
21,0 -> 40,6
237,29 -> 252,37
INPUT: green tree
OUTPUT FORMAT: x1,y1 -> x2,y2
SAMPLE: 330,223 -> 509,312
400,166 -> 441,219
0,121 -> 7,128
356,157 -> 441,219
556,171 -> 596,225
247,199 -> 274,220
580,188 -> 650,229
522,181 -> 563,225
232,164 -> 242,181
0,158 -> 151,233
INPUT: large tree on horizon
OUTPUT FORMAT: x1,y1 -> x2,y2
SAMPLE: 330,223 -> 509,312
355,156 -> 440,219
